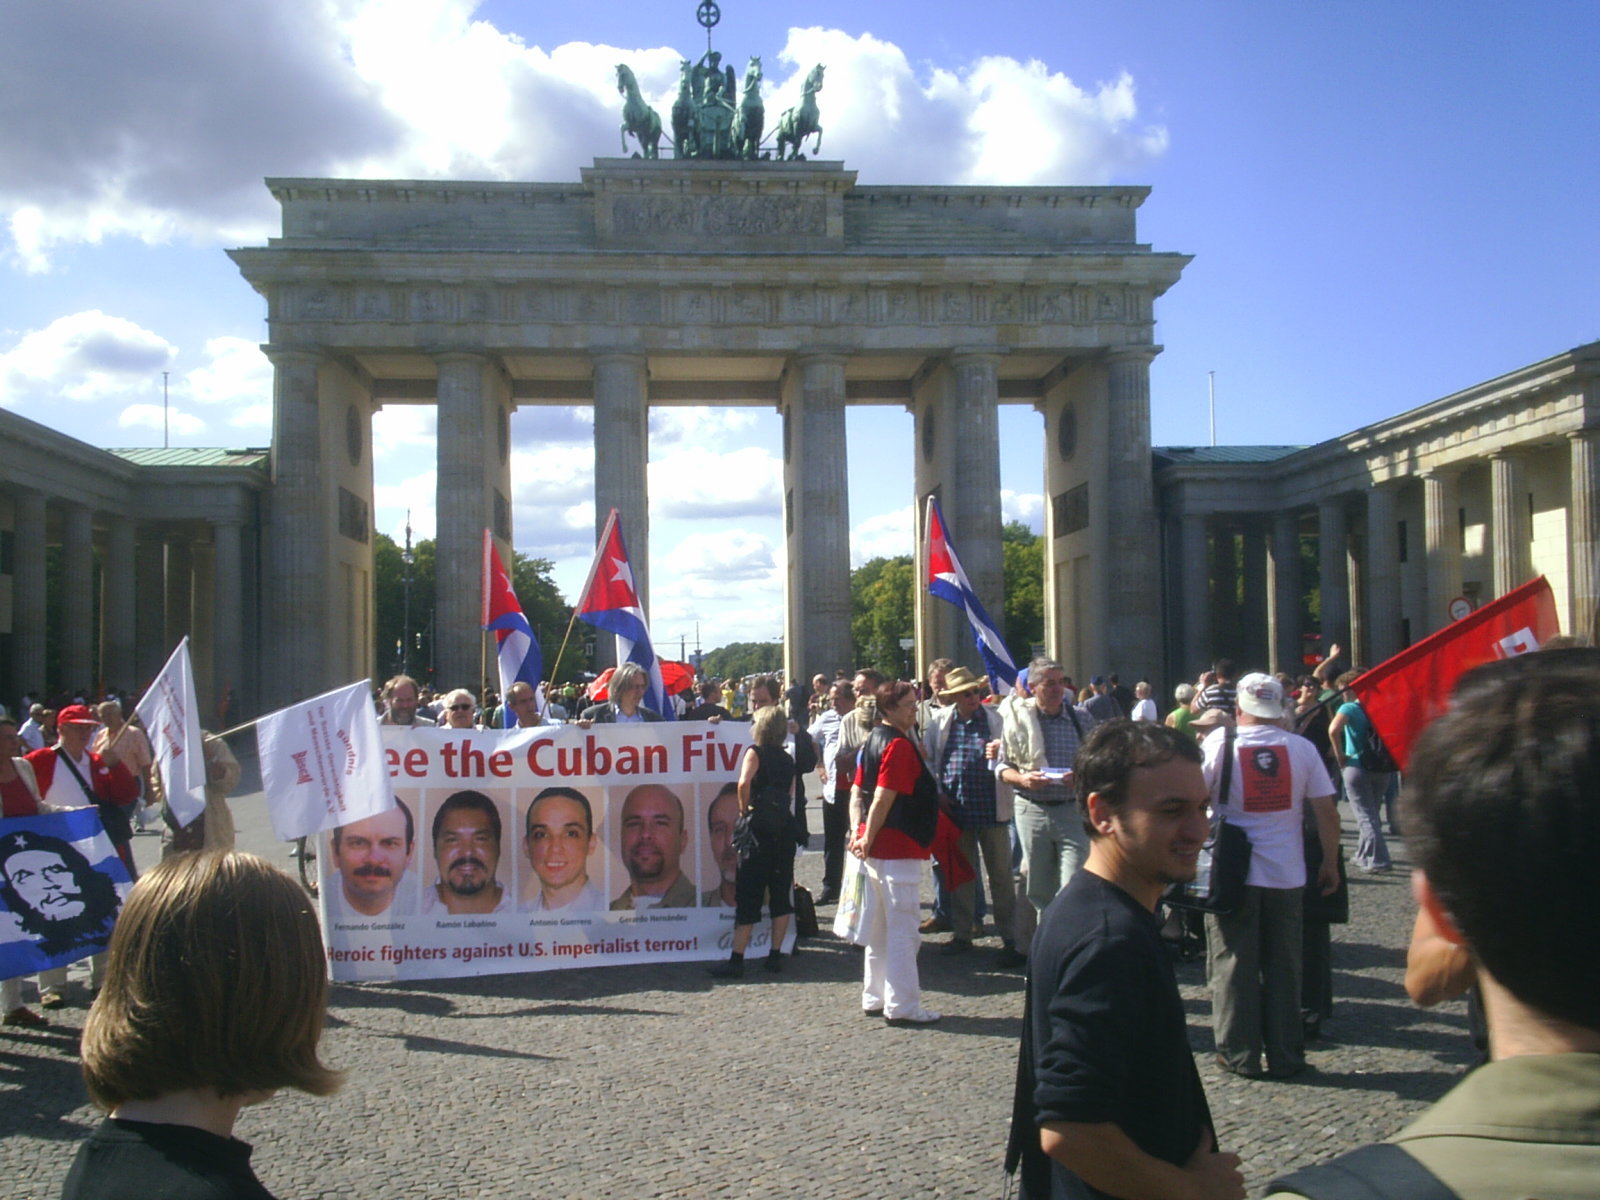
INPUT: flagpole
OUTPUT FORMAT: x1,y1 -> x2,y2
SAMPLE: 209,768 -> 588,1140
543,509 -> 619,720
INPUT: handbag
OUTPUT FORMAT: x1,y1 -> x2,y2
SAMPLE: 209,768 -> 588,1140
792,884 -> 819,938
832,853 -> 871,945
1165,728 -> 1253,914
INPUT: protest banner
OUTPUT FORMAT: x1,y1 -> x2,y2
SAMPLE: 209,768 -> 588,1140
257,680 -> 396,841
134,638 -> 207,827
0,808 -> 134,978
317,722 -> 797,982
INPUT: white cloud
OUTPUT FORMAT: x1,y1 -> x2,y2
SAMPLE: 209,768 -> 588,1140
1001,490 -> 1045,533
0,311 -> 175,407
509,445 -> 595,561
648,446 -> 782,519
512,405 -> 593,447
851,504 -> 914,565
371,405 -> 438,461
184,336 -> 273,435
649,406 -> 760,446
2,3 -> 1166,265
374,467 -> 436,543
118,403 -> 205,438
674,531 -> 778,582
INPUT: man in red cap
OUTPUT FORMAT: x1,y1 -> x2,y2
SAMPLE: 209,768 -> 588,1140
23,703 -> 139,1004
25,705 -> 140,877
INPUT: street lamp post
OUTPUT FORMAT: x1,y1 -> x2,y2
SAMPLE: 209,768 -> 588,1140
401,511 -> 415,676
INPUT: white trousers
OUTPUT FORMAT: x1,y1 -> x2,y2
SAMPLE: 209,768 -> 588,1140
860,856 -> 925,1019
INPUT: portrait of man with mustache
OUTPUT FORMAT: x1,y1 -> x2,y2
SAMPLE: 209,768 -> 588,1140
327,797 -> 416,919
426,790 -> 508,916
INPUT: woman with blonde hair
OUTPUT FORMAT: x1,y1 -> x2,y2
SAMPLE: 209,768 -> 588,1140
62,852 -> 341,1199
708,704 -> 797,978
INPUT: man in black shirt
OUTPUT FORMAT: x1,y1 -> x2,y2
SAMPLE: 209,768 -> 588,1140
1007,720 -> 1243,1200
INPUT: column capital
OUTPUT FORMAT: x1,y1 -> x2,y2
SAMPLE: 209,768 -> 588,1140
1103,345 -> 1161,367
432,349 -> 492,368
793,348 -> 851,368
1420,464 -> 1463,481
589,349 -> 648,369
1567,427 -> 1600,446
261,345 -> 325,368
948,346 -> 1007,368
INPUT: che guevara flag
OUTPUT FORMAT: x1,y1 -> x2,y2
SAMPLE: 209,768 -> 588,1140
1351,576 -> 1560,771
926,496 -> 1018,694
482,531 -> 542,725
575,509 -> 671,719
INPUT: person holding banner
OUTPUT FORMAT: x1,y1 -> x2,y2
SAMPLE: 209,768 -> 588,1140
65,852 -> 342,1200
578,662 -> 663,724
2,714 -> 66,1028
26,705 -> 140,882
708,706 -> 797,979
850,681 -> 942,1025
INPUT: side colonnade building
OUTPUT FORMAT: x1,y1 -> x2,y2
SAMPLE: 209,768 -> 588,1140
1158,342 -> 1600,680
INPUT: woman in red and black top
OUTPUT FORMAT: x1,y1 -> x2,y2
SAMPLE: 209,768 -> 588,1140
849,681 -> 942,1025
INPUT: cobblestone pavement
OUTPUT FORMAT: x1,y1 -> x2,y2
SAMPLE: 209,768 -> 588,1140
3,760 -> 1475,1198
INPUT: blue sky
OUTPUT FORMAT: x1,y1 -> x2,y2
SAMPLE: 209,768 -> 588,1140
3,0 -> 1596,655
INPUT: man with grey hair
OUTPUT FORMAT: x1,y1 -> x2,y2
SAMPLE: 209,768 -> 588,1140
380,674 -> 435,727
579,661 -> 663,724
439,688 -> 479,730
997,656 -> 1100,915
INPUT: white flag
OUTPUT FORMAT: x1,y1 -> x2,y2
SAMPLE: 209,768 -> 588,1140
133,638 -> 207,828
256,680 -> 395,841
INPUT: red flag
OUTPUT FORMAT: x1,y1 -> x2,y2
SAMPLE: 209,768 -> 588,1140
1351,576 -> 1560,770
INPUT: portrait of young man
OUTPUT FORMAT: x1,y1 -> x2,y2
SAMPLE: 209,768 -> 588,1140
423,790 -> 509,916
520,787 -> 605,912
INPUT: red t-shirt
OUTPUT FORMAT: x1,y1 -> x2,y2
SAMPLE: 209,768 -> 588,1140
854,735 -> 932,861
1,772 -> 41,818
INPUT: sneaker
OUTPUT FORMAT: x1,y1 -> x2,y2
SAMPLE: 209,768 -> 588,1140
885,1006 -> 942,1027
38,990 -> 65,1010
706,959 -> 744,979
918,915 -> 952,934
939,938 -> 972,956
3,1007 -> 48,1028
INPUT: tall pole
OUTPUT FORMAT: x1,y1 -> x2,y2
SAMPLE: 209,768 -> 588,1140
162,371 -> 170,449
1208,370 -> 1216,448
401,511 -> 414,677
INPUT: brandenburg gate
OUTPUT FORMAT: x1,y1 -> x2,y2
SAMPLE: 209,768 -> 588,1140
230,159 -> 1189,709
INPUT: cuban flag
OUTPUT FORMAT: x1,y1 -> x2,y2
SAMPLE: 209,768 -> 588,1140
926,496 -> 1018,694
575,509 -> 672,719
483,532 -> 543,726
0,808 -> 134,977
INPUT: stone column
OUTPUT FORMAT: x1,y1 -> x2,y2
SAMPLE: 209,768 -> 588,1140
102,516 -> 138,692
1180,513 -> 1210,675
1317,499 -> 1350,653
212,520 -> 244,721
435,352 -> 493,689
1269,511 -> 1302,675
1423,469 -> 1463,635
592,353 -> 651,671
947,351 -> 1005,628
1490,452 -> 1529,599
263,349 -> 327,710
12,489 -> 48,698
191,539 -> 216,713
1364,485 -> 1402,662
61,502 -> 96,692
782,352 -> 853,683
134,532 -> 166,683
165,539 -> 193,648
1570,431 -> 1600,643
1103,349 -> 1161,684
1241,521 -> 1269,668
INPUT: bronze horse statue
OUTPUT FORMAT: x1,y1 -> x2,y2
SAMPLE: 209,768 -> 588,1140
671,59 -> 697,158
732,56 -> 764,160
773,63 -> 824,161
615,63 -> 662,159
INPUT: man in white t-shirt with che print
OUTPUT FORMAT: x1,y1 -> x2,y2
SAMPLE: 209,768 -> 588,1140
1201,673 -> 1340,1081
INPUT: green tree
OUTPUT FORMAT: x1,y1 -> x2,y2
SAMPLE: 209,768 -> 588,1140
700,641 -> 784,680
1001,521 -> 1044,667
373,535 -> 576,687
850,555 -> 915,675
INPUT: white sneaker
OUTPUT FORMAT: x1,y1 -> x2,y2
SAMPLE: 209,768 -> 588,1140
884,1006 -> 942,1026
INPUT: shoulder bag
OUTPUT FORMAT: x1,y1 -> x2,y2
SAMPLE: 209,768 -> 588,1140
1165,728 -> 1253,914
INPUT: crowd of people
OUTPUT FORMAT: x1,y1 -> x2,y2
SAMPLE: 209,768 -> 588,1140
7,633 -> 1599,1197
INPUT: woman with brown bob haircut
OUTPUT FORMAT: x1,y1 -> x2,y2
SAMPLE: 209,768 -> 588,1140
63,852 -> 341,1200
